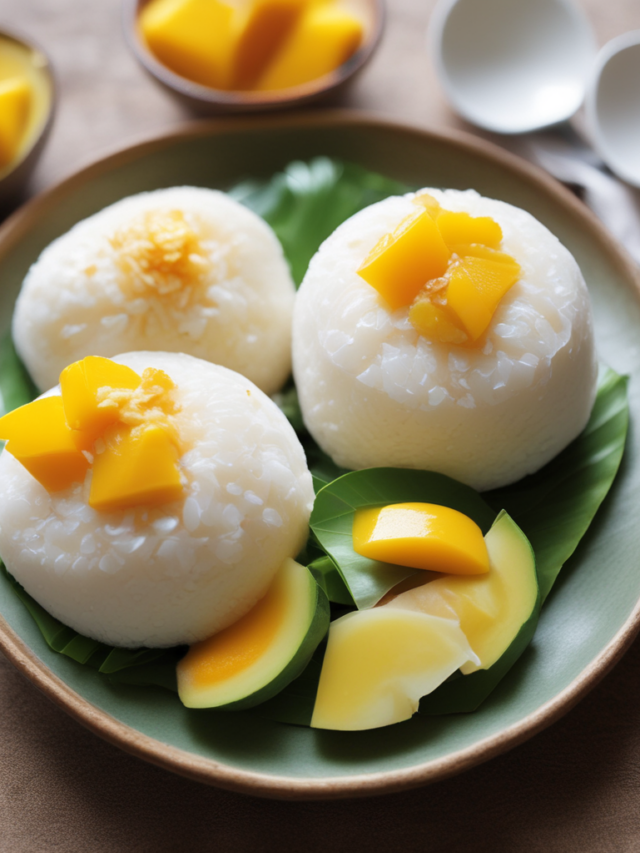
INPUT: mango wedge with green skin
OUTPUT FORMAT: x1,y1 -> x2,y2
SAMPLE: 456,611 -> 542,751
384,511 -> 538,674
178,559 -> 330,710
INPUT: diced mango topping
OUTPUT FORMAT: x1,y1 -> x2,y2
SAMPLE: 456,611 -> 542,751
60,356 -> 142,439
446,255 -> 521,342
256,3 -> 364,91
436,211 -> 503,250
90,424 -> 183,512
408,296 -> 468,346
0,76 -> 32,168
352,502 -> 490,576
0,396 -> 91,492
412,191 -> 442,219
139,0 -> 363,93
357,198 -> 521,345
357,210 -> 451,311
0,356 -> 185,510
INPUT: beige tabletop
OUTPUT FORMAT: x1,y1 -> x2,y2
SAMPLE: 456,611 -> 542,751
2,1 -> 640,850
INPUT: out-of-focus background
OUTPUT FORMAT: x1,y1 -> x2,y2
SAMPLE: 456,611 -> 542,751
3,0 -> 638,197
2,1 -> 640,851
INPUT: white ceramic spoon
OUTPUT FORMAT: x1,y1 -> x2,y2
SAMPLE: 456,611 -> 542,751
429,0 -> 597,134
586,31 -> 640,189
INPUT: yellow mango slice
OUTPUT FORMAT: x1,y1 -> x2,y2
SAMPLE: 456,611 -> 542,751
357,210 -> 451,311
310,608 -> 478,730
89,424 -> 183,512
451,244 -> 518,264
60,356 -> 142,440
178,558 -> 329,709
352,502 -> 490,575
257,3 -> 364,91
409,297 -> 468,345
446,255 -> 521,341
412,192 -> 441,219
0,396 -> 90,491
232,0 -> 305,90
384,512 -> 538,673
0,76 -> 32,168
437,211 -> 503,251
139,0 -> 235,89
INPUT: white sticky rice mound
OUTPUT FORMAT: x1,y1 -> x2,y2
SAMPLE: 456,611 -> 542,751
293,189 -> 598,491
13,187 -> 295,395
0,352 -> 314,647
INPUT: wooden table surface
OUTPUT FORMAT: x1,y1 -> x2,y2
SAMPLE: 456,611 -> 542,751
2,1 -> 640,850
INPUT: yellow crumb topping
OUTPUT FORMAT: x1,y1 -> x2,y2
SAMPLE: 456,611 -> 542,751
110,209 -> 212,298
0,356 -> 186,510
96,367 -> 182,448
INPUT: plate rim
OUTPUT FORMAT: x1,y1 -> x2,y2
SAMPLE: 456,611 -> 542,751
1,109 -> 639,800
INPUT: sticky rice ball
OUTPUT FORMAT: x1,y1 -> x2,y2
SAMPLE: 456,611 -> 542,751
0,352 -> 314,647
293,189 -> 597,491
13,187 -> 295,395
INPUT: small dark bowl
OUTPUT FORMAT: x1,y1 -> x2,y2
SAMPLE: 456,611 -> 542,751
0,27 -> 55,212
123,0 -> 385,113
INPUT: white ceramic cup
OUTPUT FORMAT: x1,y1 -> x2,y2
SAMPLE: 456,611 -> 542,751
429,0 -> 597,134
586,30 -> 640,189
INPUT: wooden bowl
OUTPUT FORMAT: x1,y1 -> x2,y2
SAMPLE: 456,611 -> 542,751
123,0 -> 385,113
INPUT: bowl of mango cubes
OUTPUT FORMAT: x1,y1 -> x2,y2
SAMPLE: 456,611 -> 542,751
0,27 -> 55,209
124,0 -> 384,112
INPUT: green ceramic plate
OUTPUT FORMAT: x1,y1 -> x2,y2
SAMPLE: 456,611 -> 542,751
1,112 -> 639,799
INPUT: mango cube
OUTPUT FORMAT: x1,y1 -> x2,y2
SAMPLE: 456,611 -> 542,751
233,0 -> 305,89
139,0 -> 235,89
257,3 -> 364,91
0,76 -> 32,168
436,211 -> 503,250
60,356 -> 142,440
352,502 -> 490,575
409,298 -> 468,345
0,396 -> 90,491
446,255 -> 521,341
412,192 -> 441,219
357,210 -> 451,311
89,424 -> 183,512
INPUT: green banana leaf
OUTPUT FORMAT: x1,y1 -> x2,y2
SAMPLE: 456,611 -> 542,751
485,366 -> 629,603
0,334 -> 37,418
230,157 -> 409,286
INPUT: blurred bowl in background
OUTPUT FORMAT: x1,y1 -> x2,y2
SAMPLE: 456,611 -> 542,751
123,0 -> 385,113
0,27 -> 55,211
429,0 -> 596,134
586,30 -> 640,189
